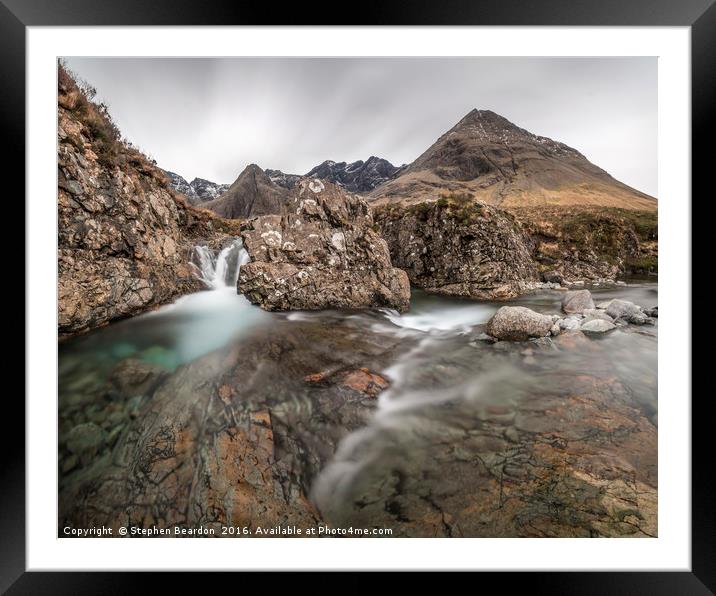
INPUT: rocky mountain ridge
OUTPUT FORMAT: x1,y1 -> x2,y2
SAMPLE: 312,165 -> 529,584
201,164 -> 290,219
163,170 -> 230,204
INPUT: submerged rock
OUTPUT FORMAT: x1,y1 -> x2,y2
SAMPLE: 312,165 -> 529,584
486,306 -> 554,341
561,289 -> 595,314
65,422 -> 106,464
581,309 -> 614,323
238,179 -> 410,312
580,319 -> 617,334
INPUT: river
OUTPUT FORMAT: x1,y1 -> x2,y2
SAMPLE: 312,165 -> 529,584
58,244 -> 658,537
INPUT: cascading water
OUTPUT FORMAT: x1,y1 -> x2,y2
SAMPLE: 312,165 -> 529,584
191,239 -> 250,290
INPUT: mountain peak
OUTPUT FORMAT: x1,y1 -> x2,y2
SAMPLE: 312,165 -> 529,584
370,109 -> 656,210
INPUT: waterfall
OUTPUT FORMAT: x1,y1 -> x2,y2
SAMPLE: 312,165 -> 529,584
191,239 -> 250,290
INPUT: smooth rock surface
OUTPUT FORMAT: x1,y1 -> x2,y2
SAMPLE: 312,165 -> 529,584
561,289 -> 595,314
580,319 -> 617,334
486,306 -> 554,341
606,299 -> 647,324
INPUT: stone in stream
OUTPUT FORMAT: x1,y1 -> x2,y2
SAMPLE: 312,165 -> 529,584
238,178 -> 411,312
605,299 -> 648,324
559,316 -> 582,331
581,309 -> 614,323
580,319 -> 617,334
486,306 -> 554,341
561,289 -> 595,314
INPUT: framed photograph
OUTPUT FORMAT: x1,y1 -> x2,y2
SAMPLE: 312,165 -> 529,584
9,0 -> 709,590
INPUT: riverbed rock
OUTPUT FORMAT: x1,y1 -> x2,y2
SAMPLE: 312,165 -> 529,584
238,178 -> 410,312
486,306 -> 554,341
374,197 -> 539,300
65,422 -> 106,464
580,319 -> 616,334
57,65 -> 238,336
605,299 -> 647,324
561,289 -> 595,314
581,309 -> 614,323
558,316 -> 582,331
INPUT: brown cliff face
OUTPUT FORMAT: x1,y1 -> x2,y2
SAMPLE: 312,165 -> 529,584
370,109 -> 657,211
57,66 -> 238,336
203,164 -> 289,219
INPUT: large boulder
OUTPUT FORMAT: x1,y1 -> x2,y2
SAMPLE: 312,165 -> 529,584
374,197 -> 539,300
561,290 -> 595,314
238,178 -> 411,312
485,306 -> 554,341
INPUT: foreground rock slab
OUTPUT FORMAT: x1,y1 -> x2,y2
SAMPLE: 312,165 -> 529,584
238,178 -> 410,312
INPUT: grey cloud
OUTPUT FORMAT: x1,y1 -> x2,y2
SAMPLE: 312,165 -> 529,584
63,56 -> 657,196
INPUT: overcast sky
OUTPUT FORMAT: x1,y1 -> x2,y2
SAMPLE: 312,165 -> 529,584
63,57 -> 657,197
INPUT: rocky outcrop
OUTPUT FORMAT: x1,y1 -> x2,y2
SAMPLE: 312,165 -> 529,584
486,306 -> 554,341
375,195 -> 539,300
265,168 -> 302,190
57,66 -> 238,336
511,206 -> 658,279
203,164 -> 289,219
238,179 -> 410,312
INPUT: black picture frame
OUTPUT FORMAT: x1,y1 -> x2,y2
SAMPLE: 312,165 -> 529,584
7,0 -> 709,591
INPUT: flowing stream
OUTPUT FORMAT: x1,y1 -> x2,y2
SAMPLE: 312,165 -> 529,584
58,245 -> 658,536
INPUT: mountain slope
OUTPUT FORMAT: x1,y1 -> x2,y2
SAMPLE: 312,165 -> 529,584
163,170 -> 229,204
305,157 -> 401,193
370,109 -> 656,211
203,164 -> 289,219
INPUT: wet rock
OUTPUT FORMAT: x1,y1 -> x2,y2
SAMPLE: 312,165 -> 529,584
596,300 -> 613,310
606,299 -> 648,324
65,422 -> 106,464
486,306 -> 554,341
108,358 -> 166,397
581,309 -> 614,323
558,316 -> 582,331
239,179 -> 410,312
580,319 -> 616,334
644,306 -> 658,318
561,289 -> 595,314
